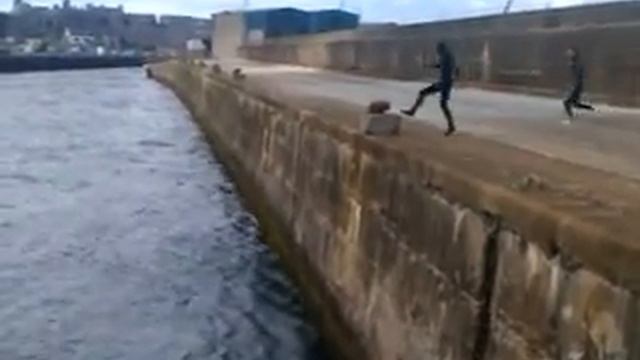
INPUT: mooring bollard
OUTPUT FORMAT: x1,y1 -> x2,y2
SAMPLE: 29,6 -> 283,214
144,65 -> 152,79
232,68 -> 246,81
368,100 -> 391,114
210,63 -> 222,75
361,100 -> 401,136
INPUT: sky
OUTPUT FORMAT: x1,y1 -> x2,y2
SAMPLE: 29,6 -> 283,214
0,0 -> 620,23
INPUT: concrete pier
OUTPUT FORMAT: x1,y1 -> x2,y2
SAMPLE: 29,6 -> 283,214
218,59 -> 640,181
151,60 -> 640,360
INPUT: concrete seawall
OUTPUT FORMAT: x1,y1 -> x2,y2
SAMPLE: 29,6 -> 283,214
151,60 -> 640,360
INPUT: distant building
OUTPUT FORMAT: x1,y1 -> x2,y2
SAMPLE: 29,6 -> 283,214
186,38 -> 206,51
185,38 -> 208,57
21,37 -> 46,53
4,0 -> 211,53
211,11 -> 245,58
244,8 -> 310,39
159,15 -> 212,50
12,0 -> 27,13
62,27 -> 96,53
211,8 -> 359,58
120,13 -> 160,50
309,10 -> 359,34
0,12 -> 9,37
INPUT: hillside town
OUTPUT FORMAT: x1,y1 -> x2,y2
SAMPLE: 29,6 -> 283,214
0,0 -> 364,58
0,0 -> 211,56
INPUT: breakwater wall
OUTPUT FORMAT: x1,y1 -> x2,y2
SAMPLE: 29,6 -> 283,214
241,2 -> 640,107
150,60 -> 640,360
0,55 -> 144,73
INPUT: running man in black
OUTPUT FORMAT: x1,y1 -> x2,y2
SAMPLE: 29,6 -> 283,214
402,41 -> 457,136
563,48 -> 595,119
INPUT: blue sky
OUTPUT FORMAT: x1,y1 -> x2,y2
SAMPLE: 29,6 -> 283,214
0,0 -> 615,23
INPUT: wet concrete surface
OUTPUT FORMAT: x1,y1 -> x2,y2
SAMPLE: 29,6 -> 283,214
0,69 -> 328,360
219,59 -> 640,181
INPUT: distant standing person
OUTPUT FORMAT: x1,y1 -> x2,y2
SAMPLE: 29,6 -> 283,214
563,47 -> 595,120
402,41 -> 457,136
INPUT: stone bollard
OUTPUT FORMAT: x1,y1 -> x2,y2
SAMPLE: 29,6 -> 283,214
361,100 -> 401,136
232,68 -> 246,81
368,100 -> 391,114
210,63 -> 222,75
144,65 -> 153,79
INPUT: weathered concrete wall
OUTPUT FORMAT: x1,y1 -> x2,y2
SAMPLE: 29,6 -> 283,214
212,12 -> 246,58
380,0 -> 640,39
242,2 -> 640,106
151,60 -> 640,360
257,0 -> 640,45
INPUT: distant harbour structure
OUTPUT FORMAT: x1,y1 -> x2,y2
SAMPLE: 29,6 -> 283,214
12,0 -> 26,13
211,7 -> 360,58
2,0 -> 212,54
0,53 -> 145,73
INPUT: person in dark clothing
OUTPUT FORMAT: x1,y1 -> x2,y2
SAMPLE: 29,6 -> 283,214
402,41 -> 457,136
563,48 -> 595,119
